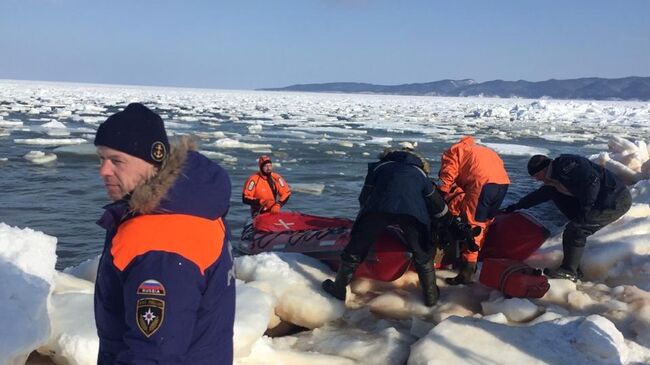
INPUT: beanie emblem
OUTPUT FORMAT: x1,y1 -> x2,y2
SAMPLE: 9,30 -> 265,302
151,141 -> 167,162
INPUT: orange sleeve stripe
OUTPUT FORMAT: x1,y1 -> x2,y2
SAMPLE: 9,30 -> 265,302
111,214 -> 226,275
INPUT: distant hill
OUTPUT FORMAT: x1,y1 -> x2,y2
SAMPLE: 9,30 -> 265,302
259,77 -> 650,101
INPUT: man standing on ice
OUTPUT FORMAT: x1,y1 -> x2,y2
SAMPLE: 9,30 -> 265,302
93,103 -> 235,364
505,154 -> 631,282
242,155 -> 292,217
437,136 -> 510,285
322,148 -> 461,307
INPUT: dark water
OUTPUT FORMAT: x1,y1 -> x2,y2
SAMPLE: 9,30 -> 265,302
0,107 -> 590,270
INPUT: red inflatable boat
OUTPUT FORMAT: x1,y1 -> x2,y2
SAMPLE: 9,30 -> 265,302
237,211 -> 549,282
238,212 -> 412,281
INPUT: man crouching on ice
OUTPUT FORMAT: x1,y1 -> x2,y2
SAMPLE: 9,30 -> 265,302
93,103 -> 235,364
322,147 -> 464,307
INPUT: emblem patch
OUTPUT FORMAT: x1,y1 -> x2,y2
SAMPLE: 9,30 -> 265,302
137,279 -> 166,296
151,141 -> 166,162
247,180 -> 255,191
136,298 -> 165,337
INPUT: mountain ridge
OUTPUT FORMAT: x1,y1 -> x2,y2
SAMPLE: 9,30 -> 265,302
259,76 -> 650,101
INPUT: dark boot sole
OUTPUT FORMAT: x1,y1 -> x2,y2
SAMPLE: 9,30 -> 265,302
543,268 -> 579,283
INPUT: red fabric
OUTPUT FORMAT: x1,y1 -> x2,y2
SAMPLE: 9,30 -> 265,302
253,212 -> 353,232
353,230 -> 412,281
479,258 -> 550,298
481,212 -> 549,261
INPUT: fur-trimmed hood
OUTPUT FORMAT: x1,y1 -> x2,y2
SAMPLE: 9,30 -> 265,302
129,137 -> 231,220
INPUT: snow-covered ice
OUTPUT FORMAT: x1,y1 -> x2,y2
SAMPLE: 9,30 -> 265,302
23,151 -> 57,164
0,223 -> 56,365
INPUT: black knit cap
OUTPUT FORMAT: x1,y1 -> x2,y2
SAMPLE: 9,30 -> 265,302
94,103 -> 169,165
527,154 -> 551,176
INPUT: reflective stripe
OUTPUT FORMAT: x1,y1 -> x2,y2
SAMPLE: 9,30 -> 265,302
412,165 -> 428,178
372,161 -> 395,173
433,204 -> 448,218
112,214 -> 225,275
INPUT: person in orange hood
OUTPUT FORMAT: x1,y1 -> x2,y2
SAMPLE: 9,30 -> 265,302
242,155 -> 292,217
438,136 -> 510,285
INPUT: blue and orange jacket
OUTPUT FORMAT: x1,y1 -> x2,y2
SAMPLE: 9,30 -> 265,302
94,142 -> 235,365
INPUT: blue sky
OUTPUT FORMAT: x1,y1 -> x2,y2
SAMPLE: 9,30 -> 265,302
1,0 -> 648,90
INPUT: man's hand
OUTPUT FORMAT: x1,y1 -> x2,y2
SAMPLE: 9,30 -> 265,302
449,217 -> 481,251
270,204 -> 281,214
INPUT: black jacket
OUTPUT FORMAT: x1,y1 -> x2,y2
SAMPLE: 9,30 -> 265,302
358,150 -> 447,227
514,154 -> 627,221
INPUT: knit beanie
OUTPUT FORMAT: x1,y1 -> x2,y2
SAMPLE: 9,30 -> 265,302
527,155 -> 551,176
94,103 -> 169,165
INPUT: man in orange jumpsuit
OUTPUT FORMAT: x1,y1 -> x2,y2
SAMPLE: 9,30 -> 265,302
242,155 -> 292,217
438,136 -> 510,285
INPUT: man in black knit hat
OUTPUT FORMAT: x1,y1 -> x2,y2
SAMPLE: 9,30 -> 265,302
504,154 -> 631,282
93,103 -> 235,364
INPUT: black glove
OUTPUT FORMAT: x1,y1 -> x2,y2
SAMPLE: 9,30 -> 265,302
449,217 -> 481,252
437,227 -> 455,247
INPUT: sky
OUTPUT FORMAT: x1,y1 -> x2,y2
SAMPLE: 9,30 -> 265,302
0,0 -> 649,90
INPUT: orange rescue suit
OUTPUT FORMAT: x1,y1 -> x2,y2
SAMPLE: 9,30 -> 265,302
438,136 -> 510,263
242,172 -> 291,217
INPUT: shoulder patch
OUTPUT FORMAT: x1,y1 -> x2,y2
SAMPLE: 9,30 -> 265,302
247,180 -> 255,191
136,298 -> 165,337
137,279 -> 166,296
278,177 -> 285,187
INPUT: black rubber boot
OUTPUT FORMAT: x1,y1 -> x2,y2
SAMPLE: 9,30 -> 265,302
544,245 -> 585,282
414,260 -> 440,307
322,260 -> 358,301
445,261 -> 477,286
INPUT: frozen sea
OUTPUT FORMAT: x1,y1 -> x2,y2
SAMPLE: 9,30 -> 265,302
2,79 -> 648,269
1,80 -> 650,365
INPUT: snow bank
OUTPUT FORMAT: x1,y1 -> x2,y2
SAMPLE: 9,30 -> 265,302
37,273 -> 98,365
234,284 -> 276,357
234,253 -> 346,329
409,315 -> 627,365
594,136 -> 650,184
0,223 -> 56,365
